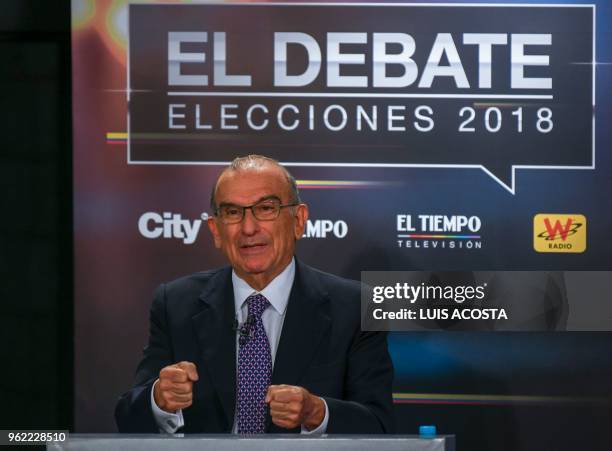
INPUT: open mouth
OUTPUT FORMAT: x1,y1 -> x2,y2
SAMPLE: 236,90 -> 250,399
240,243 -> 268,253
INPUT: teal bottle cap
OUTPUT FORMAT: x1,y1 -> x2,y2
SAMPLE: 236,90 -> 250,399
419,425 -> 437,437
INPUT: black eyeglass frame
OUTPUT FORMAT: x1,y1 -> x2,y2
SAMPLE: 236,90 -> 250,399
214,197 -> 300,224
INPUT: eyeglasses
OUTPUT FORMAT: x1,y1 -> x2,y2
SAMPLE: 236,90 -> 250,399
215,198 -> 299,224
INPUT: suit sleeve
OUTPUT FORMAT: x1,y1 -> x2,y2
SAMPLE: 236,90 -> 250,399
115,284 -> 175,432
324,329 -> 395,434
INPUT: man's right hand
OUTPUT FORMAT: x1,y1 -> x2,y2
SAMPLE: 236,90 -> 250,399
153,361 -> 199,413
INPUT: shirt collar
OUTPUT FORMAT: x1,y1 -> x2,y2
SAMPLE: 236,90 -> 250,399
232,257 -> 295,315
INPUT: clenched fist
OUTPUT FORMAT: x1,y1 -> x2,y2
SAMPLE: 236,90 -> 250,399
265,385 -> 325,431
153,361 -> 199,413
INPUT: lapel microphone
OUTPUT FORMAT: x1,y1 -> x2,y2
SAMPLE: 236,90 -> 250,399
233,314 -> 255,338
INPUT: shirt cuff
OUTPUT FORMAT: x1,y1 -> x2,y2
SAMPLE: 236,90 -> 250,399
150,379 -> 184,433
300,398 -> 329,435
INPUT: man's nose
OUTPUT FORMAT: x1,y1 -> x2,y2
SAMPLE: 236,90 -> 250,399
240,208 -> 260,235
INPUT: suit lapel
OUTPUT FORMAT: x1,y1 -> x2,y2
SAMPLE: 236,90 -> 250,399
191,268 -> 236,430
271,260 -> 331,387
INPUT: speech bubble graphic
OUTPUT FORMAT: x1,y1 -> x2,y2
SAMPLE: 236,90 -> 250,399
128,3 -> 595,194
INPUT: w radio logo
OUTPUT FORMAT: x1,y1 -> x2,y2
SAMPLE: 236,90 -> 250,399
533,214 -> 586,253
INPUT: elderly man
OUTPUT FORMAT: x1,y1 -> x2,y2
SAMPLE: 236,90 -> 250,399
115,155 -> 394,434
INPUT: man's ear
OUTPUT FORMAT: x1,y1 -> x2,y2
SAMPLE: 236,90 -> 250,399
293,203 -> 309,241
207,217 -> 222,248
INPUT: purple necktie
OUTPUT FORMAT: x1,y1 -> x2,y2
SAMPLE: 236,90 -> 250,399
237,294 -> 272,434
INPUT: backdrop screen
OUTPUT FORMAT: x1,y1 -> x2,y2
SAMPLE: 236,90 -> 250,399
72,1 -> 612,447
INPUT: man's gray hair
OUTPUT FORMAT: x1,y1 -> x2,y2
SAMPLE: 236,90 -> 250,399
210,155 -> 301,213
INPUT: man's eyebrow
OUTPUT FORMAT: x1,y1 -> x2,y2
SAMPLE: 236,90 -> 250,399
258,195 -> 282,203
218,195 -> 281,208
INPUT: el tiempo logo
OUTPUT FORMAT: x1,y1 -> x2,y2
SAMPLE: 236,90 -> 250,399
533,214 -> 586,253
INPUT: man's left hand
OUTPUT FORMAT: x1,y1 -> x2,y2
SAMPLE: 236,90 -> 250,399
265,384 -> 325,430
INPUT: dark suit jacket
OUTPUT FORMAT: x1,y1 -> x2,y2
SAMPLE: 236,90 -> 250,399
115,260 -> 395,433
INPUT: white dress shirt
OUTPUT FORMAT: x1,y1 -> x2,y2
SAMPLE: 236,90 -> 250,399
151,258 -> 329,434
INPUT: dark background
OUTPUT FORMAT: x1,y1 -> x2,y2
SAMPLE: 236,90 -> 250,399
0,0 -> 72,433
2,2 -> 612,451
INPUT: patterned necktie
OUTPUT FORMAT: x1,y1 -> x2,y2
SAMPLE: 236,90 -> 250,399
237,293 -> 272,434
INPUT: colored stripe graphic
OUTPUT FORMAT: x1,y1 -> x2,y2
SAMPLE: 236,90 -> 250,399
106,132 -> 127,145
297,180 -> 385,189
392,393 -> 602,406
105,133 -> 392,189
397,234 -> 481,239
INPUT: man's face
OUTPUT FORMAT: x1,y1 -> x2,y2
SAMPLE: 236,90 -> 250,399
207,165 -> 308,290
